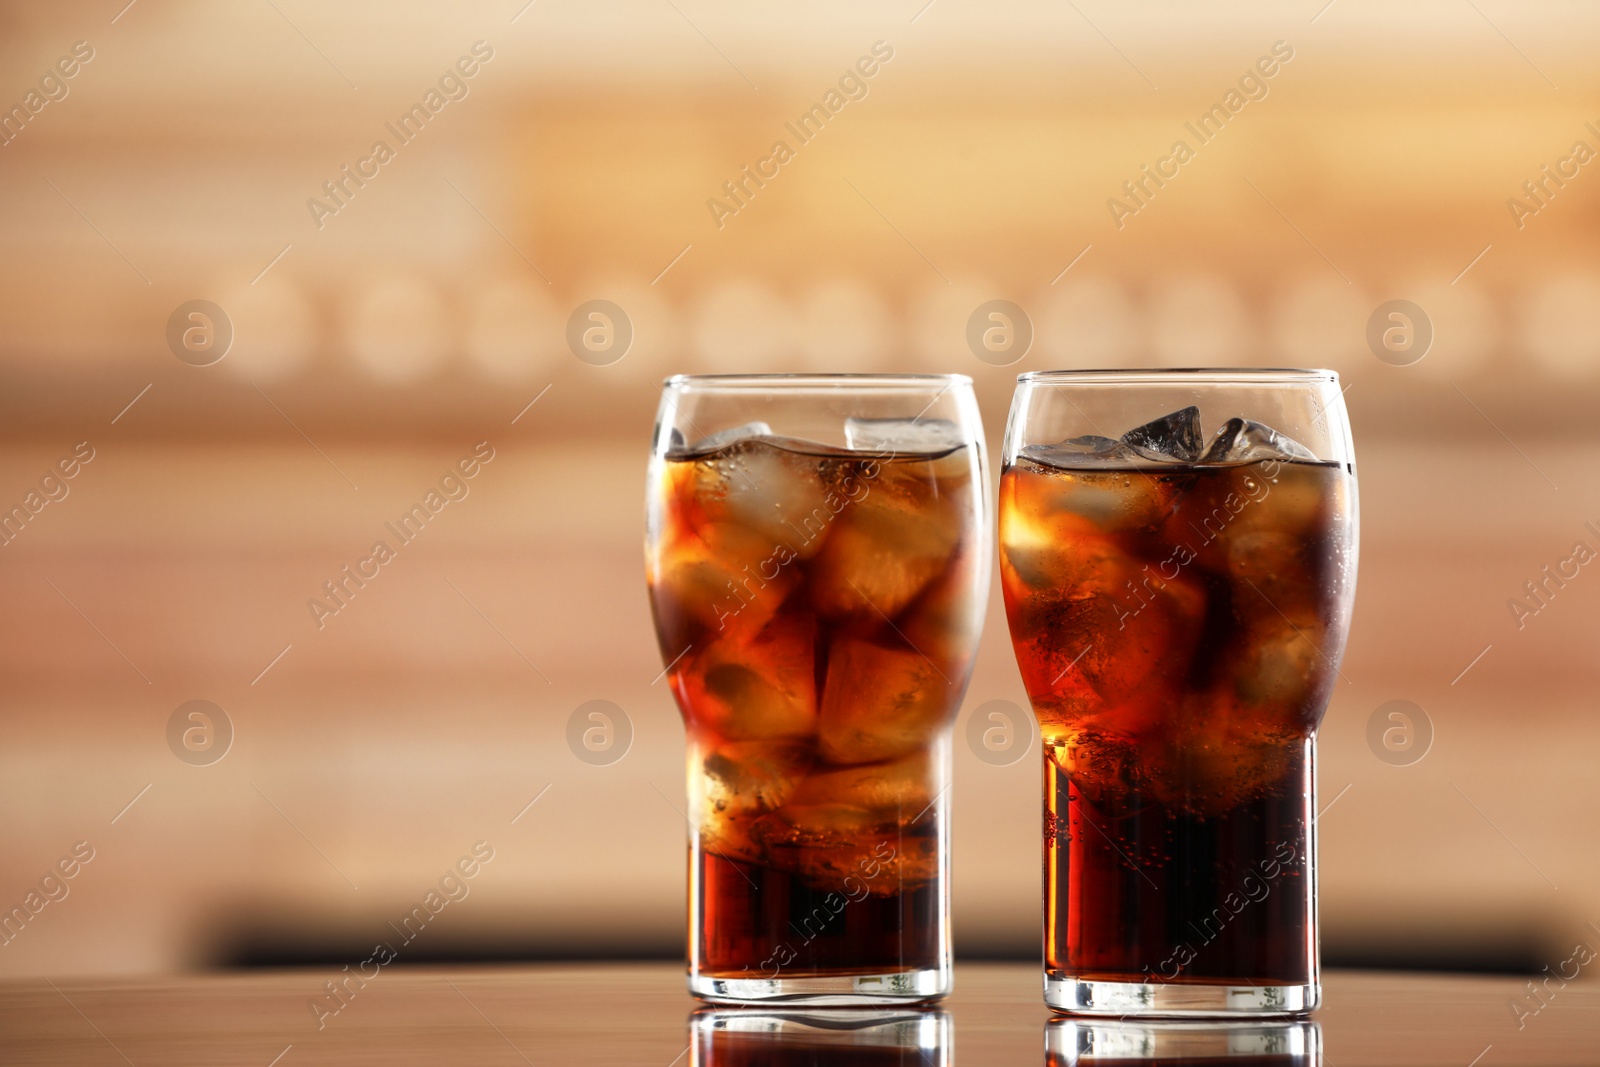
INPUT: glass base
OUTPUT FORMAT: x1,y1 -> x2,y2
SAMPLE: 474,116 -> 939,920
1046,975 -> 1318,1017
689,967 -> 949,1006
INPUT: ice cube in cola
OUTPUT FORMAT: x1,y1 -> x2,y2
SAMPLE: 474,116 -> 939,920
1000,409 -> 1354,989
648,426 -> 983,983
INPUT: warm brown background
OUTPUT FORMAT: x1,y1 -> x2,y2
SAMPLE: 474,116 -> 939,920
1,0 -> 1598,976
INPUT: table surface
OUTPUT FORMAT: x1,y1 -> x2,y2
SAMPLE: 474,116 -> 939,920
2,963 -> 1595,1065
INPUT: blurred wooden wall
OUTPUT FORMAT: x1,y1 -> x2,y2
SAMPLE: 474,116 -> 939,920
1,0 -> 1598,974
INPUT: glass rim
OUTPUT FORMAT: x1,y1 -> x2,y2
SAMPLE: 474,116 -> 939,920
663,372 -> 972,391
1017,367 -> 1338,384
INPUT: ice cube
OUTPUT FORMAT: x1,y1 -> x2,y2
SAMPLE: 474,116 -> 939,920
697,669 -> 814,740
845,417 -> 964,455
1152,709 -> 1300,816
1234,615 -> 1323,711
652,521 -> 796,647
700,739 -> 811,816
807,469 -> 961,622
999,508 -> 1135,594
694,439 -> 836,559
758,750 -> 942,890
688,613 -> 818,740
1201,417 -> 1318,464
695,739 -> 812,866
782,833 -> 940,894
1049,695 -> 1307,819
755,756 -> 943,884
1036,464 -> 1192,537
1022,409 -> 1312,471
691,420 -> 773,452
698,818 -> 765,868
1020,407 -> 1207,469
1186,461 -> 1331,569
1007,560 -> 1206,743
898,558 -> 984,674
757,750 -> 937,844
1043,730 -> 1141,811
1222,530 -> 1313,610
817,636 -> 957,764
788,749 -> 937,815
1122,406 -> 1204,463
1019,435 -> 1137,470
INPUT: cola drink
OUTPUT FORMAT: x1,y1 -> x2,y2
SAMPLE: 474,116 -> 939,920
1000,407 -> 1355,1001
648,425 -> 984,997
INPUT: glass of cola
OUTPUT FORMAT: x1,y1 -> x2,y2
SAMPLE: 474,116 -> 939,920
999,369 -> 1357,1015
646,374 -> 990,1005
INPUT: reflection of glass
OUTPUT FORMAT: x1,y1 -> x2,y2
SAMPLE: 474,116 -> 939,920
1000,371 -> 1358,1015
648,375 -> 990,1005
1046,1019 -> 1321,1066
692,1009 -> 952,1066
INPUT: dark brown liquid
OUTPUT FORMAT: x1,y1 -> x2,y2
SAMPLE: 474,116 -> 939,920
1000,456 -> 1352,986
648,437 -> 983,980
696,846 -> 942,977
1045,743 -> 1313,983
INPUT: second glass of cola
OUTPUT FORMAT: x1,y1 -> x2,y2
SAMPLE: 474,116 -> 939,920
1000,369 -> 1358,1016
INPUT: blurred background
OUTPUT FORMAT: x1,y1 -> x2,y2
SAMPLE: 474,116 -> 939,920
1,0 -> 1597,977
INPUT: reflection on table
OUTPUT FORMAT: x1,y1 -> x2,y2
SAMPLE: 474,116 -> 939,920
690,1008 -> 951,1065
1046,1018 -> 1320,1066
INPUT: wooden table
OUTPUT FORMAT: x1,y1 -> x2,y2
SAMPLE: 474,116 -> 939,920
3,964 -> 1595,1064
